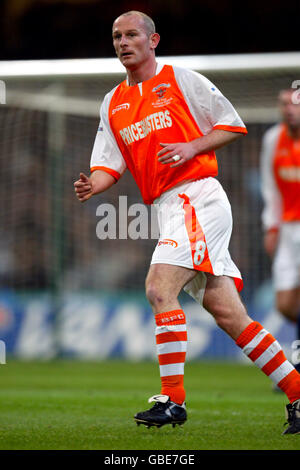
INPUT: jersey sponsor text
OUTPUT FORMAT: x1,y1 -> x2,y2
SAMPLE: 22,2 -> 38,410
278,166 -> 300,182
119,110 -> 172,145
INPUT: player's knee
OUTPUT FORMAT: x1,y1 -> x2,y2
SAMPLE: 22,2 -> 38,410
145,281 -> 165,307
145,278 -> 178,309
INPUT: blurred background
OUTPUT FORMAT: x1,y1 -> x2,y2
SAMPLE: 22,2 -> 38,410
1,0 -> 300,59
0,0 -> 299,362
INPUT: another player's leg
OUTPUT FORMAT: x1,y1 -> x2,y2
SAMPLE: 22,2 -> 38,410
272,230 -> 300,375
203,273 -> 300,434
134,263 -> 196,428
297,311 -> 300,371
276,288 -> 300,373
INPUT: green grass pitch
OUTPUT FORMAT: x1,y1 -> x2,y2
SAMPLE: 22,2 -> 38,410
0,359 -> 299,450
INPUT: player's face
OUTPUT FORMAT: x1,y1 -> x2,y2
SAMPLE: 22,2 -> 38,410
279,90 -> 300,129
112,15 -> 157,69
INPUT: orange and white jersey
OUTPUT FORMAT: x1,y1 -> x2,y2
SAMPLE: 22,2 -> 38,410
90,63 -> 247,204
261,123 -> 300,230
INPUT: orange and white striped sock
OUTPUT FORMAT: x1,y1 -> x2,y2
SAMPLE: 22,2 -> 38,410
155,309 -> 187,405
236,321 -> 300,403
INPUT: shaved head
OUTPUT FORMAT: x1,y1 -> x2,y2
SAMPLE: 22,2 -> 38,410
114,11 -> 156,37
278,88 -> 300,130
112,10 -> 160,84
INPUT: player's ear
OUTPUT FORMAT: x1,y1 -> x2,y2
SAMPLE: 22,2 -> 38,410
150,33 -> 160,51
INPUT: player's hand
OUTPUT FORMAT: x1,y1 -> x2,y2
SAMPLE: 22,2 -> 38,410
263,229 -> 279,258
157,142 -> 196,168
74,172 -> 93,202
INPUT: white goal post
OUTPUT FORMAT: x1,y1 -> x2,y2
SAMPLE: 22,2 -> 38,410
1,51 -> 300,122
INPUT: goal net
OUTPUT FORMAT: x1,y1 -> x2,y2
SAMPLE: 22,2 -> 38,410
0,52 -> 299,358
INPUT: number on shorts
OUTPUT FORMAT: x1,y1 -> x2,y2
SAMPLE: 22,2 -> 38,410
193,240 -> 206,266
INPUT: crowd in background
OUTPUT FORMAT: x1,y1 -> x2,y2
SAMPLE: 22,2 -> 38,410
0,0 -> 298,60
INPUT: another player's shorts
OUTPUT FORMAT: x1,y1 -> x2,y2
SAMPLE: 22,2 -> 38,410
150,177 -> 243,304
273,222 -> 300,290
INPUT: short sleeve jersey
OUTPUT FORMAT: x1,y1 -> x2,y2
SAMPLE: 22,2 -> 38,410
261,123 -> 300,230
90,64 -> 247,204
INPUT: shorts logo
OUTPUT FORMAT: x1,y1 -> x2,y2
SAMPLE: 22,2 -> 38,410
152,83 -> 171,99
112,103 -> 130,115
158,238 -> 178,248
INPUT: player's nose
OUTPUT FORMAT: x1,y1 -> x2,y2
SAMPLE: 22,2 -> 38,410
119,34 -> 129,47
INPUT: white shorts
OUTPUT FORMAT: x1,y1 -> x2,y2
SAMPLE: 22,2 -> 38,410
273,222 -> 300,291
150,177 -> 243,304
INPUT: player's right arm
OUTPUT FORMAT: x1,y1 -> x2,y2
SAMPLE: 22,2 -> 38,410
74,170 -> 116,202
74,91 -> 127,203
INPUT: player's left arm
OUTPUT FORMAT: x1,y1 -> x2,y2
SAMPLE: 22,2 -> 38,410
158,67 -> 247,167
158,129 -> 241,168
